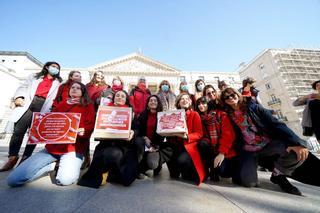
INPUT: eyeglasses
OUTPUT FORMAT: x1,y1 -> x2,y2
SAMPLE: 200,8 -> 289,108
223,93 -> 237,100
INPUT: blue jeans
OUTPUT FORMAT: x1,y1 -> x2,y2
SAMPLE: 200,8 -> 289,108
7,149 -> 83,187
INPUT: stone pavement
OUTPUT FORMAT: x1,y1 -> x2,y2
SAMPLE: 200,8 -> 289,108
0,142 -> 320,213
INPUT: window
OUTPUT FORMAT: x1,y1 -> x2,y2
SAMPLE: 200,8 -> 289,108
180,76 -> 186,82
265,83 -> 272,90
198,76 -> 204,80
148,84 -> 158,94
1,59 -> 5,62
259,63 -> 265,70
214,76 -> 220,82
13,59 -> 17,62
276,110 -> 284,119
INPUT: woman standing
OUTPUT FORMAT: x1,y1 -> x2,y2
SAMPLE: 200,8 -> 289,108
0,62 -> 62,172
86,71 -> 110,110
195,97 -> 237,182
156,80 -> 176,111
293,80 -> 320,141
220,87 -> 308,196
7,82 -> 95,186
129,76 -> 151,117
164,93 -> 205,184
78,90 -> 145,188
53,70 -> 82,109
193,79 -> 205,102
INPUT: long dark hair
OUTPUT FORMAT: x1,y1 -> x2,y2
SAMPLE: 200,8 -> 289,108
145,95 -> 163,112
65,70 -> 81,85
69,82 -> 91,106
35,61 -> 63,82
195,96 -> 208,115
202,84 -> 216,97
220,87 -> 246,114
195,79 -> 205,92
112,90 -> 132,108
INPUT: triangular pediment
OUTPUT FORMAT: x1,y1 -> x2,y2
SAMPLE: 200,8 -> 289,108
89,53 -> 180,76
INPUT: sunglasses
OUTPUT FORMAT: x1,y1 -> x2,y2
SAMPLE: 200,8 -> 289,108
223,93 -> 237,100
206,91 -> 216,96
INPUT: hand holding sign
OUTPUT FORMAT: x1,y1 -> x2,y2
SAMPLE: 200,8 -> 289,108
77,128 -> 85,136
28,112 -> 81,144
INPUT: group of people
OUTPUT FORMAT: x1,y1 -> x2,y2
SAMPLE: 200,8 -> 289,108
1,61 -> 319,197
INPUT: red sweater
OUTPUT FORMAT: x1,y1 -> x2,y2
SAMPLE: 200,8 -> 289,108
45,101 -> 95,155
146,112 -> 157,141
35,76 -> 54,98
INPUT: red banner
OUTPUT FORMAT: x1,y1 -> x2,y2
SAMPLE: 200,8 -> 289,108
93,106 -> 132,139
27,112 -> 81,144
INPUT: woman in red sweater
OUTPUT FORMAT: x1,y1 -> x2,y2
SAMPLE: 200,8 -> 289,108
195,96 -> 238,182
52,70 -> 82,109
86,70 -> 110,110
164,93 -> 205,184
7,82 -> 95,187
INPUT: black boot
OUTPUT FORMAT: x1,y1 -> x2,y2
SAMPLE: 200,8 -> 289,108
270,174 -> 302,196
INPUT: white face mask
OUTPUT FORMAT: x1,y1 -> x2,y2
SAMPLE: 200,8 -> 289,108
48,66 -> 59,75
197,83 -> 205,91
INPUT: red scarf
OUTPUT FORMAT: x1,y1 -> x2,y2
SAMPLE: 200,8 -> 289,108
200,110 -> 220,146
108,102 -> 128,108
112,84 -> 123,92
67,97 -> 80,105
137,83 -> 147,92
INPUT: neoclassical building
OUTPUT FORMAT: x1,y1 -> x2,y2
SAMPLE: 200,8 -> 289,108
0,51 -> 241,133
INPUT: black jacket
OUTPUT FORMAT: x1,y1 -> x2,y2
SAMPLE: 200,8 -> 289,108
230,102 -> 307,150
137,110 -> 164,146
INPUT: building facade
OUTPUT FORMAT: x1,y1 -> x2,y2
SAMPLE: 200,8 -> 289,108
0,51 -> 241,133
238,48 -> 320,137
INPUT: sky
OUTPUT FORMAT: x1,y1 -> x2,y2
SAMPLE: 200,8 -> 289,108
1,0 -> 320,72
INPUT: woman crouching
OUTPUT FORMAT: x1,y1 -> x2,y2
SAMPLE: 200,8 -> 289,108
78,90 -> 144,188
195,96 -> 238,182
7,82 -> 95,186
164,93 -> 205,184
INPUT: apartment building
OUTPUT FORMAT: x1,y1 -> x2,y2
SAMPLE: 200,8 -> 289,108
239,48 -> 320,137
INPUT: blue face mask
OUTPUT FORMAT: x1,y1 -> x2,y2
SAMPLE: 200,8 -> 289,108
181,85 -> 188,92
161,84 -> 169,92
48,66 -> 59,76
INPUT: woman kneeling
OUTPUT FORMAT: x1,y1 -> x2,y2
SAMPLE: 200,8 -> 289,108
7,82 -> 95,186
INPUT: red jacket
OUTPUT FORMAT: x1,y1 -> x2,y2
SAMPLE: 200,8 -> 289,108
200,110 -> 236,158
129,86 -> 151,116
52,82 -> 72,109
86,83 -> 109,103
45,101 -> 96,155
180,110 -> 206,185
